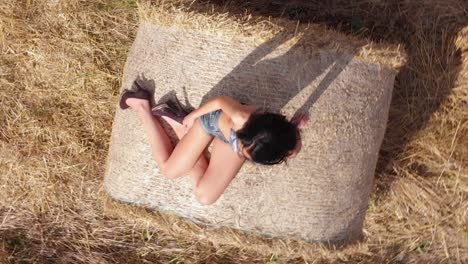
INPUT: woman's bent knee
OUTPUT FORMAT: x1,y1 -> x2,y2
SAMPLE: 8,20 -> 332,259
160,164 -> 184,180
194,188 -> 217,205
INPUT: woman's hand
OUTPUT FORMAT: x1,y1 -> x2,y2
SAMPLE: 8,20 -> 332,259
288,113 -> 310,160
291,113 -> 309,129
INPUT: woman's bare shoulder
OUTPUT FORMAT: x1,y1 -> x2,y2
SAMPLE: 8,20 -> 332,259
231,105 -> 260,129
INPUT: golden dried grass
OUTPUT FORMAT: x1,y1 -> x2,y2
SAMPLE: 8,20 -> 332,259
139,0 -> 406,69
0,0 -> 467,263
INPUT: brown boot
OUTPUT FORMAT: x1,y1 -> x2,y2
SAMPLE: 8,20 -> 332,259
119,87 -> 151,110
151,99 -> 188,124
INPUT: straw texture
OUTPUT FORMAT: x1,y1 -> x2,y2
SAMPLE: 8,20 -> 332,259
104,22 -> 399,243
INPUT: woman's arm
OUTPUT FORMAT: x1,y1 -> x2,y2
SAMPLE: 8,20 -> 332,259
183,96 -> 254,129
191,96 -> 240,118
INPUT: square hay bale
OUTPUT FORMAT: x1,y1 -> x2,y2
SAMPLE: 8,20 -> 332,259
104,3 -> 405,243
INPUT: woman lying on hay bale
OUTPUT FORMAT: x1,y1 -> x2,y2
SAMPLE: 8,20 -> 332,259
119,79 -> 308,205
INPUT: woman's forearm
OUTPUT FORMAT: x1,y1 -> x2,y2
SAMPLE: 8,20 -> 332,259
187,97 -> 221,120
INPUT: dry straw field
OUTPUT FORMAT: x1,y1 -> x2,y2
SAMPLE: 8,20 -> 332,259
0,0 -> 467,263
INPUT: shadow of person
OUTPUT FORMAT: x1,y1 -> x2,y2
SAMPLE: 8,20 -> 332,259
200,31 -> 356,117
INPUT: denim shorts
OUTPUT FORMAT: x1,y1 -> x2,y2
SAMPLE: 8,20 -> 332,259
199,109 -> 229,143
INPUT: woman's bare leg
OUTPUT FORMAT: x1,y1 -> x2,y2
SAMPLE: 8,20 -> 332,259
126,98 -> 212,179
193,138 -> 246,205
161,116 -> 209,186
